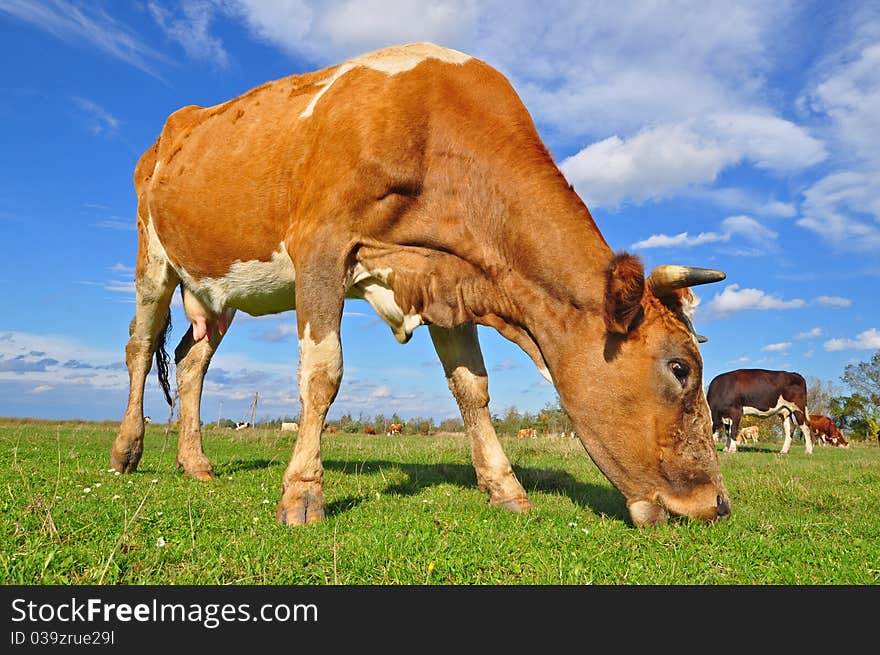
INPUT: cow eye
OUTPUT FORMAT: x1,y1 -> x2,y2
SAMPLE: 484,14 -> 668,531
669,360 -> 690,386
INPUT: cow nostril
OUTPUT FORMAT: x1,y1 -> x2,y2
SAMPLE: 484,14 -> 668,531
716,495 -> 731,518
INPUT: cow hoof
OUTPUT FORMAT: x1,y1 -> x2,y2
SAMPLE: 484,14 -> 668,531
110,446 -> 142,473
176,458 -> 214,480
491,496 -> 532,513
276,488 -> 326,526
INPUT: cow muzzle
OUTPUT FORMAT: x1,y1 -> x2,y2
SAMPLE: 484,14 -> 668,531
628,493 -> 730,528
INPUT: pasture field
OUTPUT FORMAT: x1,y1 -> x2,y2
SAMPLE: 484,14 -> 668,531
2,419 -> 879,585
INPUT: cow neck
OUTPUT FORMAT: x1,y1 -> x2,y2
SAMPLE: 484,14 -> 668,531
491,176 -> 615,358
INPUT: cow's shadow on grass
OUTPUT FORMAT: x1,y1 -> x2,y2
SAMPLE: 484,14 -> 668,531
321,459 -> 630,523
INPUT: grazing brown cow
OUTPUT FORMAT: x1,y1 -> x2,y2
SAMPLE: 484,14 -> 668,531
516,428 -> 537,438
112,42 -> 729,528
365,427 -> 377,435
386,423 -> 403,436
808,415 -> 849,447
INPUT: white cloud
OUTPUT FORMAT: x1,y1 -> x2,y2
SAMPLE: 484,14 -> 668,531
795,327 -> 823,339
223,0 -> 477,64
148,1 -> 229,67
761,342 -> 791,352
561,116 -> 824,208
631,215 -> 776,251
797,35 -> 880,252
71,97 -> 120,136
823,328 -> 880,352
797,171 -> 880,252
31,385 -> 52,393
758,201 -> 797,218
0,0 -> 170,77
702,284 -> 807,319
814,295 -> 852,307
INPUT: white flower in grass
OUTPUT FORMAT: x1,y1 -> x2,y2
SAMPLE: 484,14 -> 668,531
112,495 -> 121,500
107,469 -> 115,473
156,511 -> 163,516
156,537 -> 166,548
151,479 -> 158,484
127,481 -> 133,485
83,487 -> 91,494
262,499 -> 270,504
114,471 -> 121,476
581,528 -> 590,536
568,522 -> 578,527
94,483 -> 102,488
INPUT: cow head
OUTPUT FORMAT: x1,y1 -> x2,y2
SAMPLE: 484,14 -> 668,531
559,254 -> 729,528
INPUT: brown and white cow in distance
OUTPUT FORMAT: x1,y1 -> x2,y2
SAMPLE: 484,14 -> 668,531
112,42 -> 730,528
808,414 -> 849,447
707,369 -> 814,455
736,425 -> 759,445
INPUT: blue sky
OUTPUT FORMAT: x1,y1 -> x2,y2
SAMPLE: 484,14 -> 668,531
1,1 -> 878,424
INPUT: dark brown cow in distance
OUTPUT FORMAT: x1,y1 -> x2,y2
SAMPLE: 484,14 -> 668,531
111,42 -> 730,528
707,369 -> 814,455
809,414 -> 849,447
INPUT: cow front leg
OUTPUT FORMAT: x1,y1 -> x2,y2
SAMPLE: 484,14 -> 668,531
724,414 -> 741,453
277,263 -> 343,527
112,228 -> 178,473
429,323 -> 531,512
173,310 -> 235,480
780,412 -> 793,454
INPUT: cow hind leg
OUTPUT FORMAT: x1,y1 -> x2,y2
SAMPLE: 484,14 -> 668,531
111,234 -> 178,473
173,311 -> 235,480
794,408 -> 813,455
429,323 -> 531,512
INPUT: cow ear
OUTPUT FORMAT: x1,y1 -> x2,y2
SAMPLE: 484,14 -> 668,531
605,252 -> 645,335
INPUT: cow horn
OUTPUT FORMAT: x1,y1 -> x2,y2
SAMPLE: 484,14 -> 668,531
647,265 -> 726,296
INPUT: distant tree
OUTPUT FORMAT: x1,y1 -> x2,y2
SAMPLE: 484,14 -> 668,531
406,417 -> 435,435
536,398 -> 573,436
438,417 -> 464,433
842,352 -> 880,406
494,406 -> 524,436
840,352 -> 880,444
830,394 -> 879,444
805,377 -> 842,416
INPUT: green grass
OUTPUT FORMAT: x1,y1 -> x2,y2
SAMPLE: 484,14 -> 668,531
2,419 -> 878,585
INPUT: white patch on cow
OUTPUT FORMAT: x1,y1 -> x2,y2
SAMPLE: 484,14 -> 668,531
742,395 -> 800,419
298,323 -> 343,401
175,242 -> 296,318
347,263 -> 422,344
299,43 -> 471,119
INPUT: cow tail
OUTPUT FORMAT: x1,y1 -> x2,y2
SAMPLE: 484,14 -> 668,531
155,312 -> 173,407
